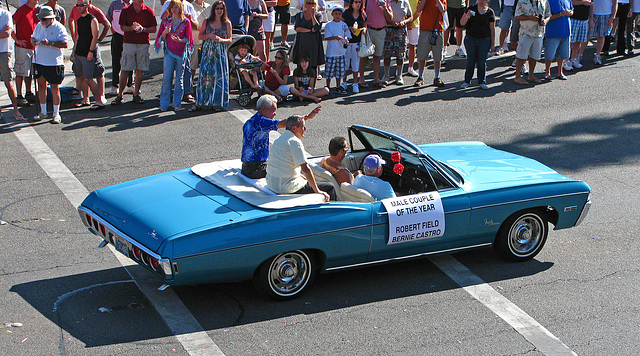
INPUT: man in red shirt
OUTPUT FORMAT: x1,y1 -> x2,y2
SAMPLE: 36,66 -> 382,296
111,0 -> 156,105
408,0 -> 448,88
11,0 -> 39,107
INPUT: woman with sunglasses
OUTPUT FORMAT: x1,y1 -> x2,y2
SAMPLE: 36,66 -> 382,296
190,0 -> 232,112
262,49 -> 291,101
343,0 -> 368,93
290,0 -> 324,74
155,0 -> 193,111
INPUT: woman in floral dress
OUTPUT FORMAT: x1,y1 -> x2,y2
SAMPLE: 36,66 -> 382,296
190,0 -> 232,112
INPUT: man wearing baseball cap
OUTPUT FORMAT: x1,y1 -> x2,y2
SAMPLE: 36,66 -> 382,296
352,154 -> 396,200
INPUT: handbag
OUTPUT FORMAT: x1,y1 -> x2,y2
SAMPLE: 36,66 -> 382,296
358,30 -> 375,58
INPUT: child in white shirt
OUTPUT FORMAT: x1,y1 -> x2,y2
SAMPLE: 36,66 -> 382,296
235,43 -> 262,89
323,6 -> 351,94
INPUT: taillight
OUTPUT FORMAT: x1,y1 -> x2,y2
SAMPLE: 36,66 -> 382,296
150,256 -> 160,271
99,223 -> 106,236
132,246 -> 141,260
141,251 -> 150,266
86,215 -> 92,227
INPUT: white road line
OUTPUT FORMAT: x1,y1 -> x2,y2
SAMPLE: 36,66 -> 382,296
1,112 -> 225,356
429,255 -> 577,355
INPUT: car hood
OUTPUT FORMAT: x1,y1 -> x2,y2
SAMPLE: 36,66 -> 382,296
81,171 -> 241,252
420,142 -> 571,191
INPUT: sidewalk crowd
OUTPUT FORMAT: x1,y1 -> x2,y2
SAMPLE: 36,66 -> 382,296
1,0 -> 638,124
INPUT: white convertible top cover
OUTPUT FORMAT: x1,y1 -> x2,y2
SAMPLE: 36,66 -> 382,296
192,159 -> 327,209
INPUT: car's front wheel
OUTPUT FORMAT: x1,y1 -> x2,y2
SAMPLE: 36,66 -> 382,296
494,211 -> 548,262
254,250 -> 314,300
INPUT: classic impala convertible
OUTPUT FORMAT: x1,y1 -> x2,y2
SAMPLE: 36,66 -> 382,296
79,125 -> 591,300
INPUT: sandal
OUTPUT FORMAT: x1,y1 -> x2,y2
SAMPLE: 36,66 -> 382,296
358,82 -> 369,88
183,94 -> 195,103
188,105 -> 201,112
373,81 -> 387,88
90,104 -> 105,111
75,101 -> 91,108
132,95 -> 145,104
111,96 -> 123,105
14,112 -> 24,120
211,106 -> 224,113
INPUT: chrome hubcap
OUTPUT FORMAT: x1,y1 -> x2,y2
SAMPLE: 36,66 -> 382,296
509,215 -> 542,256
268,251 -> 309,296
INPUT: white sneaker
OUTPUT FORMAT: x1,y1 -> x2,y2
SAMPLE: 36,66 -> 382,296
460,82 -> 469,89
33,112 -> 47,121
520,64 -> 529,75
395,76 -> 404,85
479,83 -> 489,90
455,47 -> 466,58
571,58 -> 583,68
110,86 -> 118,95
381,74 -> 390,84
563,60 -> 573,71
352,83 -> 359,93
593,54 -> 602,65
494,46 -> 502,56
511,59 -> 518,67
406,68 -> 418,77
577,53 -> 583,63
51,114 -> 62,124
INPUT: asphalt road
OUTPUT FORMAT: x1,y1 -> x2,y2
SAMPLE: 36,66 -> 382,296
1,0 -> 640,355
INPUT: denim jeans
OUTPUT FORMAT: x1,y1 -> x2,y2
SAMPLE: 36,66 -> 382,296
183,54 -> 192,96
464,36 -> 491,85
160,53 -> 185,110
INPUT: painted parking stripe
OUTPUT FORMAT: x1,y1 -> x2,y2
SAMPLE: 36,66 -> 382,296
429,255 -> 577,355
1,112 -> 225,356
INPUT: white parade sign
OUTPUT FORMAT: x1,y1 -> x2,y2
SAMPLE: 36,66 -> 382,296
381,192 -> 445,245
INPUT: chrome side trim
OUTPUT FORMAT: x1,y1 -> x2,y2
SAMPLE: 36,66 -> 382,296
173,224 -> 372,260
325,243 -> 493,271
574,200 -> 591,227
471,191 -> 591,210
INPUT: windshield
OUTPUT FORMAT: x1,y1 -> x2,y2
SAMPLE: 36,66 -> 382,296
350,125 -> 423,155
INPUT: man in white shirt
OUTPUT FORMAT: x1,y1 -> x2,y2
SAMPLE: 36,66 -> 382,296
352,154 -> 396,200
266,115 -> 336,201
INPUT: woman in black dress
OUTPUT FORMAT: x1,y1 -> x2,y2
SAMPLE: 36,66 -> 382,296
289,0 -> 324,72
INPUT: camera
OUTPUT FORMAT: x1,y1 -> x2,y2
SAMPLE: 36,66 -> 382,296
537,14 -> 544,25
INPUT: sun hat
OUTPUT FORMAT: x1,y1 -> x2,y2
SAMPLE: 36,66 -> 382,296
38,6 -> 56,20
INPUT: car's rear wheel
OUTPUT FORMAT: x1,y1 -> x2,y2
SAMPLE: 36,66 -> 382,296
494,211 -> 548,262
254,250 -> 314,300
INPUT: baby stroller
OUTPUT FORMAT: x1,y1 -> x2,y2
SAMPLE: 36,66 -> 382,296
228,35 -> 265,107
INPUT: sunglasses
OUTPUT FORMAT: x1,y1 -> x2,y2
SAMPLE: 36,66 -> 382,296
215,6 -> 224,9
275,56 -> 285,60
75,3 -> 88,6
353,0 -> 362,2
306,2 -> 316,4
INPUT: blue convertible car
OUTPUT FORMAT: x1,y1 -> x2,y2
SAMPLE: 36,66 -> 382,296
79,125 -> 591,300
